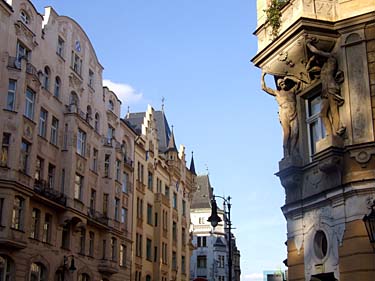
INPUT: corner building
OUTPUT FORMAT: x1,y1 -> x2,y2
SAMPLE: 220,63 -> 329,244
126,106 -> 196,281
253,1 -> 375,281
0,0 -> 135,280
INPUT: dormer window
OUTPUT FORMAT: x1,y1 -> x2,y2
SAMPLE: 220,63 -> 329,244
20,10 -> 30,24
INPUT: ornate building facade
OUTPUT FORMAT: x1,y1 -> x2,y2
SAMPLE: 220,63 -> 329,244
253,1 -> 375,281
0,0 -> 137,280
126,106 -> 196,281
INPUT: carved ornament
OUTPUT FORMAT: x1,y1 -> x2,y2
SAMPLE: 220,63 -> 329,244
349,148 -> 375,168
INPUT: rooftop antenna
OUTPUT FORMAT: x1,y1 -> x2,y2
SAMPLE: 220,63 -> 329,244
126,106 -> 130,118
205,164 -> 209,176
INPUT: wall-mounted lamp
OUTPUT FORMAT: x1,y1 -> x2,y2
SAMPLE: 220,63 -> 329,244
363,201 -> 375,245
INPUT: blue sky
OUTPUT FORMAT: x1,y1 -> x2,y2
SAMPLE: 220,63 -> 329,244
32,1 -> 286,280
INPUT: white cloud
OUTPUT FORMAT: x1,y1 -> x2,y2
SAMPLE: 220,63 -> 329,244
103,79 -> 143,104
243,273 -> 264,281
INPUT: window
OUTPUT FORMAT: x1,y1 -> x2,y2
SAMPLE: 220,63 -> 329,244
182,200 -> 186,216
102,239 -> 107,259
78,274 -> 90,281
218,255 -> 225,268
90,189 -> 96,211
108,100 -> 114,111
306,95 -> 325,155
69,92 -> 79,108
172,221 -> 177,242
1,133 -> 10,167
57,36 -> 64,57
63,124 -> 68,149
146,238 -> 152,261
197,255 -> 207,268
137,162 -> 144,183
30,208 -> 41,239
104,154 -> 110,177
136,197 -> 143,220
136,233 -> 142,257
154,212 -> 158,227
146,275 -> 151,281
20,10 -> 30,24
61,169 -> 65,193
50,117 -> 59,145
16,41 -> 31,61
173,192 -> 177,209
43,66 -> 50,90
122,172 -> 128,193
165,186 -> 170,198
88,69 -> 94,88
0,255 -> 13,281
197,236 -> 207,247
61,223 -> 70,249
89,231 -> 95,257
71,51 -> 82,75
120,244 -> 126,267
162,242 -> 167,264
121,207 -> 127,224
199,217 -> 205,224
162,210 -> 168,230
74,174 -> 83,200
92,148 -> 98,172
77,129 -> 86,156
25,88 -> 35,120
182,227 -> 186,245
30,263 -> 46,281
6,79 -> 16,111
172,251 -> 177,270
79,228 -> 86,254
20,140 -> 30,173
181,255 -> 186,274
157,178 -> 162,193
148,172 -> 153,191
42,214 -> 52,243
0,198 -> 4,226
38,108 -> 48,138
147,204 -> 153,225
54,76 -> 61,98
103,193 -> 108,217
116,159 -> 121,181
114,198 -> 120,221
107,125 -> 114,144
47,163 -> 55,188
111,237 -> 117,261
94,113 -> 100,132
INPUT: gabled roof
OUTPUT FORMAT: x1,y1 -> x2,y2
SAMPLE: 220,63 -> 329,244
126,109 -> 173,153
191,175 -> 213,209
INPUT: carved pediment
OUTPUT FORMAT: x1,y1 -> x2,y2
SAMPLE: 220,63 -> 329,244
69,73 -> 84,94
14,21 -> 37,49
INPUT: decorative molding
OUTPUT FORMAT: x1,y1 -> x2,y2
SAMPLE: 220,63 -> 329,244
349,147 -> 375,168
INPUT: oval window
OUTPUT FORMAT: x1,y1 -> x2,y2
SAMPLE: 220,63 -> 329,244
314,230 -> 328,259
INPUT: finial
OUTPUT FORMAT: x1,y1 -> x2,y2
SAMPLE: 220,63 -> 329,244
162,96 -> 165,112
126,106 -> 130,118
205,164 -> 209,175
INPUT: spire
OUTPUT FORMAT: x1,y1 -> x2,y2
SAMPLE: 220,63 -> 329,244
161,96 -> 165,112
166,125 -> 178,152
190,151 -> 196,175
126,106 -> 130,118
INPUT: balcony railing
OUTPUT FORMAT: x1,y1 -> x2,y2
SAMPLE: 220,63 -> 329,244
98,259 -> 119,275
34,180 -> 67,206
87,208 -> 109,226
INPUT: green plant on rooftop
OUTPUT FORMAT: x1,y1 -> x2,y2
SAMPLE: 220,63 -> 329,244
264,0 -> 288,38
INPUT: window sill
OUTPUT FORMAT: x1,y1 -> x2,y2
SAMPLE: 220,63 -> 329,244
37,134 -> 48,142
56,52 -> 65,61
49,142 -> 59,149
3,108 -> 18,114
10,227 -> 25,233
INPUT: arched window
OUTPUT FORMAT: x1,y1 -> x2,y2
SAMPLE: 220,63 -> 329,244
11,196 -> 25,230
20,10 -> 30,24
108,100 -> 114,111
94,113 -> 100,132
54,76 -> 61,98
146,275 -> 151,281
69,92 -> 79,112
0,255 -> 14,281
86,106 -> 92,121
43,67 -> 50,90
78,273 -> 90,281
30,262 -> 46,281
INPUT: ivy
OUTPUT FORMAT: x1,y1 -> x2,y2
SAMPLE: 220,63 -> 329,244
264,0 -> 288,37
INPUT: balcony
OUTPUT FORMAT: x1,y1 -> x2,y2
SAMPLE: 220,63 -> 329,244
34,180 -> 67,207
98,259 -> 119,275
155,193 -> 170,207
136,180 -> 145,194
87,208 -> 109,227
123,156 -> 133,169
0,228 -> 27,250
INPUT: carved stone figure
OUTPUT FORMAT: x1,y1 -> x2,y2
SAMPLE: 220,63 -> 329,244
261,72 -> 301,157
306,38 -> 346,137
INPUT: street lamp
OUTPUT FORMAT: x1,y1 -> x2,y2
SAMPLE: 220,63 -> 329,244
60,255 -> 76,281
208,195 -> 233,281
363,200 -> 375,245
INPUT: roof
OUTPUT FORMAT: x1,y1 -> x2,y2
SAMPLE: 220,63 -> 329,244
191,175 -> 213,209
126,110 -> 172,153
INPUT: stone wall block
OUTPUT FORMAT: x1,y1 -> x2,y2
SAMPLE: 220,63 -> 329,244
365,25 -> 375,40
367,40 -> 375,52
368,51 -> 375,63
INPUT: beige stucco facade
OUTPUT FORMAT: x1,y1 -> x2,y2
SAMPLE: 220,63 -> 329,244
253,1 -> 375,281
126,106 -> 196,281
0,0 -> 137,280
